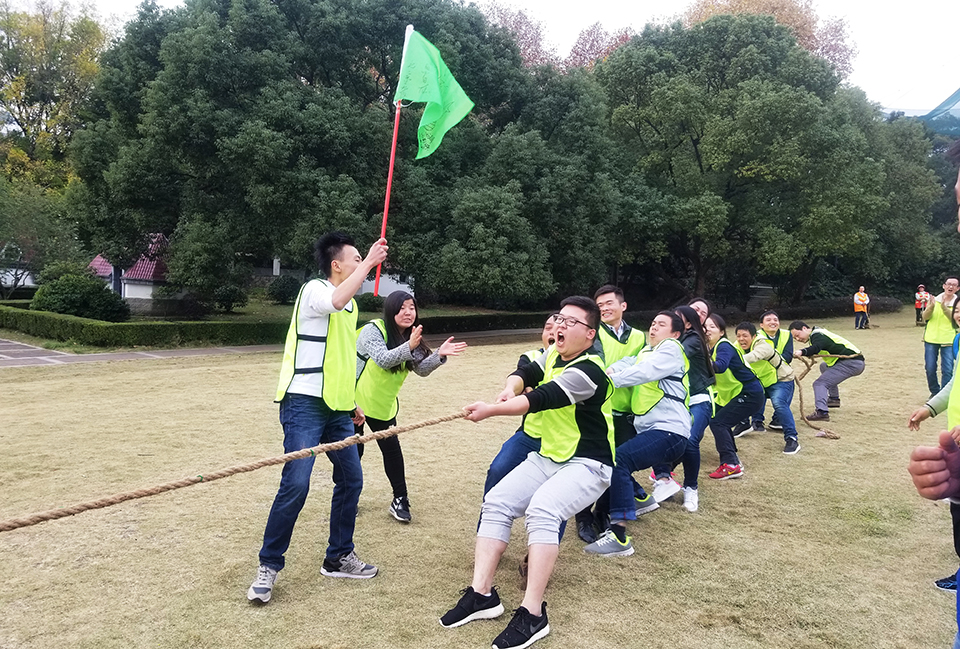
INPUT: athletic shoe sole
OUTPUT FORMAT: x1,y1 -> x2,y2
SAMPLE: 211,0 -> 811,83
501,624 -> 551,649
246,590 -> 271,604
584,545 -> 635,557
390,509 -> 411,523
767,424 -> 784,430
438,603 -> 505,628
320,567 -> 379,579
715,471 -> 743,481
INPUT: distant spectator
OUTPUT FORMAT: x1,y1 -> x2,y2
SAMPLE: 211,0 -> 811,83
916,285 -> 931,326
854,286 -> 870,330
922,278 -> 960,398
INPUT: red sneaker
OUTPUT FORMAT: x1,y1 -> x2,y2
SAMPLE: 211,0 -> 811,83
708,464 -> 743,480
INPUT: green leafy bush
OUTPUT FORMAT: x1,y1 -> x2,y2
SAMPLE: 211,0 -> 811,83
30,274 -> 131,322
267,275 -> 301,305
355,292 -> 384,313
213,285 -> 248,313
37,261 -> 96,284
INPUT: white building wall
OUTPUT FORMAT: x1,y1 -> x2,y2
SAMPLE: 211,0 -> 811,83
360,273 -> 414,297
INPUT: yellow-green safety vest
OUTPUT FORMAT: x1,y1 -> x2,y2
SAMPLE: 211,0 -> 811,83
629,338 -> 690,415
275,281 -> 358,411
810,328 -> 862,367
761,328 -> 790,357
747,337 -> 778,389
534,348 -> 615,463
711,338 -> 754,407
598,323 -> 646,413
925,297 -> 957,345
354,319 -> 409,421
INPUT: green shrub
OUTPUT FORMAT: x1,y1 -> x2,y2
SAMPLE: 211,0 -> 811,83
267,275 -> 302,305
213,285 -> 248,313
37,261 -> 96,284
30,274 -> 131,322
355,292 -> 384,313
0,305 -> 288,346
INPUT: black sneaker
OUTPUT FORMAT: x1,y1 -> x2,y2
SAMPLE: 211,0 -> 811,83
935,574 -> 958,591
439,586 -> 505,628
783,438 -> 800,455
767,422 -> 784,431
390,496 -> 411,523
827,398 -> 841,408
732,420 -> 751,438
492,604 -> 550,649
806,410 -> 830,422
751,422 -> 766,433
577,519 -> 598,544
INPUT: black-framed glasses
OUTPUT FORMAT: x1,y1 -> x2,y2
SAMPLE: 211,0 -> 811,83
551,313 -> 591,329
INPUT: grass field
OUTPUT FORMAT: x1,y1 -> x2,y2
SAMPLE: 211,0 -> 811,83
0,312 -> 956,648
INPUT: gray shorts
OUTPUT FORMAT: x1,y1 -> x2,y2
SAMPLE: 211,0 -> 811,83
478,451 -> 612,546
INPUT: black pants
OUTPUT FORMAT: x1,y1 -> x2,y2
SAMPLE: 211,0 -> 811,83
355,416 -> 407,499
710,390 -> 764,466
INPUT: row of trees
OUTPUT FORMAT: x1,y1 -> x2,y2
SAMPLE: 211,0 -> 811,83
1,0 -> 957,309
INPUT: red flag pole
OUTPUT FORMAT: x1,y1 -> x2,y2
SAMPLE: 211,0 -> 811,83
374,101 -> 401,296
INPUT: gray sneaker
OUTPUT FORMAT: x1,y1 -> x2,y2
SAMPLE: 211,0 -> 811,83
583,529 -> 634,557
321,551 -> 379,579
247,564 -> 278,603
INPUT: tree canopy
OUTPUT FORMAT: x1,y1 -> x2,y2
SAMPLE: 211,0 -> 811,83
7,0 -> 940,309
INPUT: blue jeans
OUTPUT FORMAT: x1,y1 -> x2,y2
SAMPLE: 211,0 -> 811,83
753,381 -> 797,440
926,342 -> 955,396
258,394 -> 362,570
484,430 -> 542,495
609,429 -> 686,522
651,400 -> 711,490
854,312 -> 867,329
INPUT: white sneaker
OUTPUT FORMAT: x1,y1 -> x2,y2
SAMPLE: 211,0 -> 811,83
247,564 -> 278,603
652,477 -> 681,503
682,487 -> 699,513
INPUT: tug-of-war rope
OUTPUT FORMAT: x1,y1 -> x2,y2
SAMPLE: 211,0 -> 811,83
793,354 -> 864,440
0,412 -> 467,534
1,353 -> 861,533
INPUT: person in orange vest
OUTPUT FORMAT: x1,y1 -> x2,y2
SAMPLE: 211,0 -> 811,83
916,284 -> 931,326
853,286 -> 870,330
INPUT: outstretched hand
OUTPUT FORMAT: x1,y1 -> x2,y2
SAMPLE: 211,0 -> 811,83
907,406 -> 931,431
438,336 -> 468,357
908,430 -> 960,500
464,401 -> 493,422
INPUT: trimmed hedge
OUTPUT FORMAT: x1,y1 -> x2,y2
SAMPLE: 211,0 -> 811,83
407,312 -> 553,335
0,305 -> 287,347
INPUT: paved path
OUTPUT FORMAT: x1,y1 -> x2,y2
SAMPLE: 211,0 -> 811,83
0,329 -> 540,369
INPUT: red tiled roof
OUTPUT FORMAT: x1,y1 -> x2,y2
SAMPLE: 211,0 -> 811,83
89,234 -> 169,283
89,255 -> 112,278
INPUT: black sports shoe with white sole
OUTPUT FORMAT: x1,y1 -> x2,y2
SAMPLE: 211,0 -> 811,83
440,586 -> 504,628
492,604 -> 550,649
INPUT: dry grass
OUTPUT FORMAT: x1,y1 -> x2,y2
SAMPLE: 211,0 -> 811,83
0,312 -> 955,648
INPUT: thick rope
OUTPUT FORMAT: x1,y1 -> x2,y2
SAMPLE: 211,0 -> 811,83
793,354 -> 863,440
0,412 -> 466,533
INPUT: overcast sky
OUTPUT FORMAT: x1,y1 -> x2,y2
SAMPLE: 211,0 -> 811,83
92,0 -> 958,112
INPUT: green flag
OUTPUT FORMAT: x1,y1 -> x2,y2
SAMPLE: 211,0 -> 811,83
393,29 -> 474,159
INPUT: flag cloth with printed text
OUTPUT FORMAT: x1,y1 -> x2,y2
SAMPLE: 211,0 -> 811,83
393,30 -> 474,159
